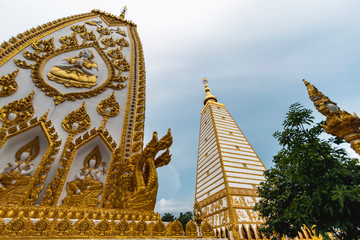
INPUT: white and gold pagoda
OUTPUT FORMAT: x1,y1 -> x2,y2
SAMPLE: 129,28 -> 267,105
195,78 -> 267,239
0,9 -> 214,238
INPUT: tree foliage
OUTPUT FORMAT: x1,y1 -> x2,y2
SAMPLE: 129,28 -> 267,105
178,211 -> 193,229
161,212 -> 175,222
254,103 -> 360,240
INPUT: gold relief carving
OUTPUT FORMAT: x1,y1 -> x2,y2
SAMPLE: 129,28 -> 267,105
97,91 -> 120,130
47,49 -> 99,88
41,103 -> 91,206
0,112 -> 61,206
104,130 -> 172,210
0,69 -> 19,97
62,102 -> 91,135
201,221 -> 214,237
115,219 -> 130,236
32,218 -> 51,236
0,136 -> 39,205
61,146 -> 105,208
14,22 -> 129,104
52,217 -> 73,236
97,27 -> 111,40
152,220 -> 166,236
232,196 -> 246,207
72,218 -> 95,236
94,219 -> 112,236
3,216 -> 31,236
304,79 -> 360,155
135,219 -> 148,236
185,220 -> 197,237
101,37 -> 116,49
0,91 -> 34,134
193,201 -> 203,224
170,219 -> 184,236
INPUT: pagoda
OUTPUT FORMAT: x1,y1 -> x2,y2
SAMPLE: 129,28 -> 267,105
195,78 -> 267,239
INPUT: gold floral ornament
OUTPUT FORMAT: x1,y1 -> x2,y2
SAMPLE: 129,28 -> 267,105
303,79 -> 360,156
106,129 -> 172,210
97,91 -> 120,130
0,91 -> 34,134
0,69 -> 19,97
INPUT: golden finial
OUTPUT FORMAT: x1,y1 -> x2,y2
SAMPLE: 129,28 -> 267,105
120,6 -> 127,20
203,77 -> 217,105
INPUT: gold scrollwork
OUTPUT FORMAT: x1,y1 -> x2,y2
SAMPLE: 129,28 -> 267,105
62,102 -> 91,135
0,69 -> 19,97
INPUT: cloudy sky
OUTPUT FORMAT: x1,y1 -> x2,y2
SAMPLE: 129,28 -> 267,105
1,0 -> 360,216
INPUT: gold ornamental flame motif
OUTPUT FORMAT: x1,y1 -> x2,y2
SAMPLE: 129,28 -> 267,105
0,69 -> 19,97
0,91 -> 34,129
97,92 -> 120,117
62,102 -> 91,135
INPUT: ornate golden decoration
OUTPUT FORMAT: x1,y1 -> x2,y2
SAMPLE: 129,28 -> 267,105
47,49 -> 99,88
201,221 -> 214,237
135,219 -> 148,236
32,218 -> 51,236
170,219 -> 184,236
186,220 -> 198,237
52,217 -> 73,236
152,220 -> 166,236
97,91 -> 120,130
94,219 -> 112,236
73,218 -> 95,236
14,22 -> 129,104
0,91 -> 34,135
2,216 -> 32,236
101,37 -> 116,49
104,129 -> 172,210
193,201 -> 203,225
41,103 -> 91,206
0,111 -> 60,206
115,219 -> 130,236
303,79 -> 360,155
0,69 -> 18,97
0,136 -> 39,205
62,146 -> 105,208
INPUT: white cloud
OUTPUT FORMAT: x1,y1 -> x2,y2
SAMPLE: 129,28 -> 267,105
155,198 -> 193,216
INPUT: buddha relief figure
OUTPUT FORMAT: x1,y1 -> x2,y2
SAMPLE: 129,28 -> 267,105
62,148 -> 105,208
0,151 -> 35,205
47,49 -> 99,88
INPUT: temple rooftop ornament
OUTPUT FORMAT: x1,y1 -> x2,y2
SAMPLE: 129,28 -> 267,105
203,77 -> 217,105
119,6 -> 127,20
303,79 -> 360,156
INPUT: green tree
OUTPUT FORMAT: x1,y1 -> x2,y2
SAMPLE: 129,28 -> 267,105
254,103 -> 360,240
161,212 -> 175,222
178,211 -> 193,229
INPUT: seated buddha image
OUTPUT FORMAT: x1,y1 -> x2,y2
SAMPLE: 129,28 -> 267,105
47,49 -> 99,88
0,151 -> 35,205
62,155 -> 106,208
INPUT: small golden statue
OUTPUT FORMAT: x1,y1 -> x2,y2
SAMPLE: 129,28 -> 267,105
47,49 -> 98,88
62,146 -> 105,208
0,151 -> 35,205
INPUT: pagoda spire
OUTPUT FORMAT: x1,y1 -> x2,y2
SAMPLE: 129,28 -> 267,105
203,77 -> 217,105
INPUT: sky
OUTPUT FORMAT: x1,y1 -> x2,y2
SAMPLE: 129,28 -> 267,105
1,0 -> 360,216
